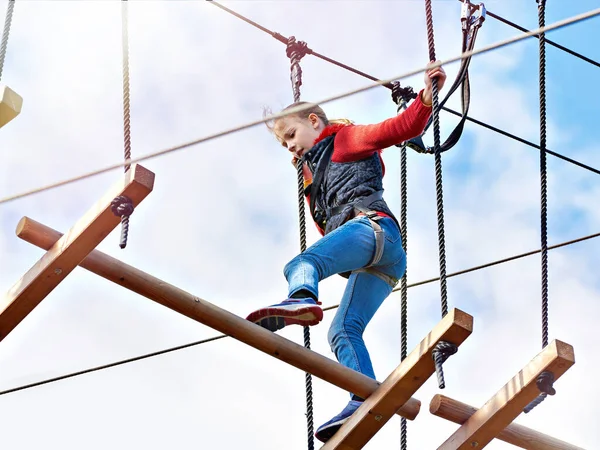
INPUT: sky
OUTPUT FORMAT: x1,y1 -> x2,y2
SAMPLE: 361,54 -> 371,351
0,0 -> 599,449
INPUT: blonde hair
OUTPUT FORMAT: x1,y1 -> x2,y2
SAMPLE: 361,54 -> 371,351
263,101 -> 353,142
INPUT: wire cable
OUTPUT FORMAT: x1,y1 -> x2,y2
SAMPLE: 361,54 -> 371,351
1,6 -> 597,208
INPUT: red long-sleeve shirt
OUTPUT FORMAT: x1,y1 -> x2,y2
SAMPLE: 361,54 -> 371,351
305,91 -> 432,234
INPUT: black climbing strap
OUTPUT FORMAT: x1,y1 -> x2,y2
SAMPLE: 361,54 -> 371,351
0,0 -> 15,82
111,0 -> 135,249
286,35 -> 315,450
423,0 -> 458,390
406,0 -> 485,155
525,0 -> 554,415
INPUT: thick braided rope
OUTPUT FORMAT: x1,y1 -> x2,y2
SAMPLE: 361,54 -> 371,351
538,0 -> 549,349
118,0 -> 132,249
424,0 -> 448,317
289,38 -> 314,450
0,0 -> 14,81
400,142 -> 409,450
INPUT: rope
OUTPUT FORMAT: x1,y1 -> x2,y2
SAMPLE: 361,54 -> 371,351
113,0 -> 134,249
392,83 -> 413,450
524,0 -> 553,415
3,229 -> 599,398
287,36 -> 314,450
423,0 -> 448,319
538,0 -> 549,351
400,129 -> 409,450
0,0 -> 14,81
1,7 -> 599,205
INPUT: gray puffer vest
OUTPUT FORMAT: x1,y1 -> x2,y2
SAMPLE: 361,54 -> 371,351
302,133 -> 400,236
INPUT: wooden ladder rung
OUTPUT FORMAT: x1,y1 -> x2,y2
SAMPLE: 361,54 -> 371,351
0,164 -> 155,342
430,394 -> 585,450
320,308 -> 473,450
436,340 -> 575,449
0,84 -> 22,128
14,216 -> 423,421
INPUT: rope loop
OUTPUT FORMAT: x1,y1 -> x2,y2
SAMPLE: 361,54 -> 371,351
111,195 -> 134,217
432,340 -> 458,389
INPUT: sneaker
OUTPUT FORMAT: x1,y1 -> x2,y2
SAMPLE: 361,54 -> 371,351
315,400 -> 363,443
245,298 -> 323,332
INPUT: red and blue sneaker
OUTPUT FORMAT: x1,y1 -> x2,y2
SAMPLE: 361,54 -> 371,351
245,298 -> 323,332
315,400 -> 363,443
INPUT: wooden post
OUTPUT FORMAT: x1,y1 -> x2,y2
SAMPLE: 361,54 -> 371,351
0,165 -> 155,342
0,85 -> 22,128
437,340 -> 575,449
14,217 -> 427,421
321,309 -> 473,450
430,394 -> 585,450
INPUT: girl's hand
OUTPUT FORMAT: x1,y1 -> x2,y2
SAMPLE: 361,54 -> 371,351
422,60 -> 447,106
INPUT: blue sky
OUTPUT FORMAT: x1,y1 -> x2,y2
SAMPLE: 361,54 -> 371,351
0,1 -> 599,449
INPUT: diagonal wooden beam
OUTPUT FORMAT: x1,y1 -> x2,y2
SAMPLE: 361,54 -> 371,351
320,309 -> 473,450
430,394 -> 584,450
14,217 -> 429,421
0,85 -> 22,128
437,340 -> 575,449
0,164 -> 154,342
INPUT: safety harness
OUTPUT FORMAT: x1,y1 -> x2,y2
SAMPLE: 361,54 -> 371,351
305,140 -> 399,288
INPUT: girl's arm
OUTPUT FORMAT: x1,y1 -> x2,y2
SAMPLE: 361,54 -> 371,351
332,90 -> 432,163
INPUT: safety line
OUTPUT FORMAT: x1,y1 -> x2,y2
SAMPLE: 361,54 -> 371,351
476,0 -> 600,69
0,7 -> 598,206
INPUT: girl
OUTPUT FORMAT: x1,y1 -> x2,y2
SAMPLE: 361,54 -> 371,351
246,61 -> 447,443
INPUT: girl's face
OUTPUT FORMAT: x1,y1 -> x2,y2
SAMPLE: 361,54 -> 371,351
274,113 -> 324,159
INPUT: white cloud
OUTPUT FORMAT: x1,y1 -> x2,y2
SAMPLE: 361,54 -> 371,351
0,1 -> 598,449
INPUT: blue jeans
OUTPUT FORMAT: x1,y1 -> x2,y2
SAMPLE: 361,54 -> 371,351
284,215 -> 406,390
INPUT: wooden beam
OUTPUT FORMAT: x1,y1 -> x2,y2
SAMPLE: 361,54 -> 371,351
430,394 -> 585,450
437,340 -> 575,449
0,85 -> 22,128
0,165 -> 154,342
14,217 -> 427,421
321,309 -> 473,450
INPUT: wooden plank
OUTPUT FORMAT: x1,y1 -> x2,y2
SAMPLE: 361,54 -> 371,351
14,217 -> 427,421
0,85 -> 22,128
437,340 -> 575,449
0,164 -> 154,342
321,309 -> 473,450
430,394 -> 584,450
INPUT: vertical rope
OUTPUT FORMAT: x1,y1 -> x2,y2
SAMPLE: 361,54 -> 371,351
122,0 -> 132,173
424,0 -> 448,318
400,141 -> 408,450
537,0 -> 549,350
524,0 -> 552,415
287,36 -> 313,450
0,0 -> 15,81
113,0 -> 134,249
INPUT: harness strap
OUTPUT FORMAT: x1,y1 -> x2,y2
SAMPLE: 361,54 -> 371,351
352,267 -> 399,289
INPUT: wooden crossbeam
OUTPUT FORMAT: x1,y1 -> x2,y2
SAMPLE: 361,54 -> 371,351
437,340 -> 575,449
15,217 -> 425,421
0,164 -> 154,342
0,85 -> 22,128
321,309 -> 473,450
430,394 -> 585,450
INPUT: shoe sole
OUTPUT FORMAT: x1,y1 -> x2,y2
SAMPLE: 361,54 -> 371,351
247,305 -> 323,332
315,418 -> 347,443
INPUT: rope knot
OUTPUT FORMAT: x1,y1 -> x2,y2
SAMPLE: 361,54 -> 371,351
391,82 -> 417,108
432,340 -> 458,389
111,195 -> 134,217
286,36 -> 310,62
